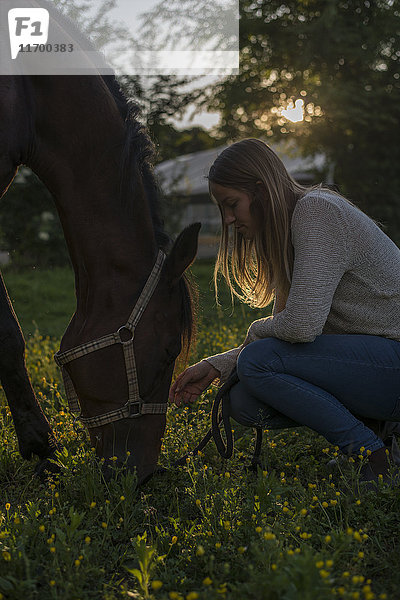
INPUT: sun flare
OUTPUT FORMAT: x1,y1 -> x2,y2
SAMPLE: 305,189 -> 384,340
281,99 -> 304,123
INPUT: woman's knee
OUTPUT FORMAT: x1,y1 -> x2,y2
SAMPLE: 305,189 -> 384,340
237,337 -> 283,380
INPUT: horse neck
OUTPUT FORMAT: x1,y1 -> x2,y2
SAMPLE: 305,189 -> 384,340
27,77 -> 158,333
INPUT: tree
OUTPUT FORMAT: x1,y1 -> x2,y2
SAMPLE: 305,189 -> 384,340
119,75 -> 218,163
203,0 -> 400,240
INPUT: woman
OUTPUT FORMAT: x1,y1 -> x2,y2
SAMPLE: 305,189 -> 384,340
169,138 -> 400,486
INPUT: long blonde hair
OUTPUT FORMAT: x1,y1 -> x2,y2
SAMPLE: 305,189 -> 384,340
209,139 -> 311,308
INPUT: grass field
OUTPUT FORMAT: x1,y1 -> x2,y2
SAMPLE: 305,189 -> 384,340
0,261 -> 399,600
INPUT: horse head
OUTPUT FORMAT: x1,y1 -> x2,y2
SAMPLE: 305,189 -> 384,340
60,222 -> 200,485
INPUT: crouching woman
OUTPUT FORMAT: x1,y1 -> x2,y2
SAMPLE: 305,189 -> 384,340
169,138 -> 400,486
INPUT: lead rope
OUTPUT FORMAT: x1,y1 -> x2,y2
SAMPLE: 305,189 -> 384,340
173,369 -> 263,470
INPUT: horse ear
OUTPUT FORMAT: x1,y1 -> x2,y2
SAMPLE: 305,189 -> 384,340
166,223 -> 201,284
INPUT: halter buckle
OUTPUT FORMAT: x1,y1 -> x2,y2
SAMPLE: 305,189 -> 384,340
126,400 -> 142,418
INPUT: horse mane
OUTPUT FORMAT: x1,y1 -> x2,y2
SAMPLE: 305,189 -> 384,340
26,1 -> 167,246
102,75 -> 198,359
102,75 -> 170,248
104,75 -> 198,358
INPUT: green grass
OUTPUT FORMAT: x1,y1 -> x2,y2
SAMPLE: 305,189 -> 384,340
3,266 -> 75,339
0,262 -> 399,600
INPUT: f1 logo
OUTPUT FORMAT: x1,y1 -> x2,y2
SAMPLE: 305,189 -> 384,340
8,8 -> 50,59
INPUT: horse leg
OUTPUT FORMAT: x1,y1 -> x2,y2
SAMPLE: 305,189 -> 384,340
0,273 -> 58,460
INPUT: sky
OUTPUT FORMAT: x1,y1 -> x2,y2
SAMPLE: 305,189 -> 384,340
107,0 -> 160,35
93,0 -> 232,130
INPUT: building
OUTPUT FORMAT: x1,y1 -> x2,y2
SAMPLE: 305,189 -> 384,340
155,141 -> 330,258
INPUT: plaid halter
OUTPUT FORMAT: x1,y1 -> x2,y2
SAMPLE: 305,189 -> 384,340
54,250 -> 167,428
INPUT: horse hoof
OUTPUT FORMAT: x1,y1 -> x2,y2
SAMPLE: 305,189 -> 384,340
34,455 -> 62,482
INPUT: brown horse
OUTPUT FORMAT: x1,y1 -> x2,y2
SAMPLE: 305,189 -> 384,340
0,74 -> 200,484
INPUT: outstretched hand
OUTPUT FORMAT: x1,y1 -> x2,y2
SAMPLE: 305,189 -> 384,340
169,360 -> 220,406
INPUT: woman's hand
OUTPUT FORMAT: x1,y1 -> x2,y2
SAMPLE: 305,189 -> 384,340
169,360 -> 220,406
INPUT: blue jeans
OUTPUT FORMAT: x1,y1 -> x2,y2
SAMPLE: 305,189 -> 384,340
228,335 -> 400,455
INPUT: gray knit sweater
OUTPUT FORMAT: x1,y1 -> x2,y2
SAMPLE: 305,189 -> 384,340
205,189 -> 400,382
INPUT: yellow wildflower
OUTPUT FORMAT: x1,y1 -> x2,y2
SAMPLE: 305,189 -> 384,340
319,569 -> 329,578
151,581 -> 163,591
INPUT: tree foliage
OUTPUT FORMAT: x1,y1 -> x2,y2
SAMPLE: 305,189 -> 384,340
203,0 -> 400,239
119,75 -> 218,163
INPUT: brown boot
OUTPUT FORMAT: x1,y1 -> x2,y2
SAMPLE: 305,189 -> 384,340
359,446 -> 399,487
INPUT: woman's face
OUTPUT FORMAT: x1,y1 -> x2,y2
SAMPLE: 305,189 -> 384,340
210,182 -> 256,239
